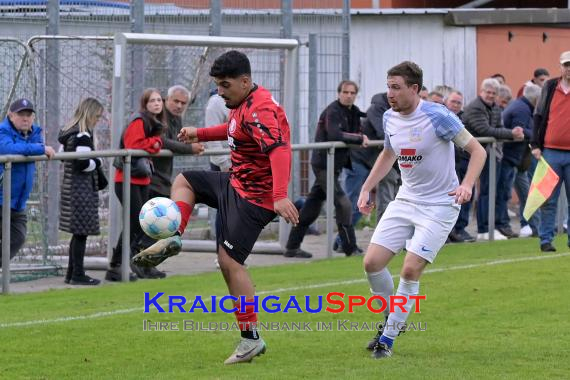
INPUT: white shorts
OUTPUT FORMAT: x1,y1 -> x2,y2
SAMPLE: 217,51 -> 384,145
370,199 -> 460,263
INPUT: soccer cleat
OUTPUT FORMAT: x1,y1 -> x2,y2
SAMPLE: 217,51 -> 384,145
283,248 -> 313,258
131,235 -> 182,268
224,338 -> 267,365
371,342 -> 393,359
366,329 -> 383,351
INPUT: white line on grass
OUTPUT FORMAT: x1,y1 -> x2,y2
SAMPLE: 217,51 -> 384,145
1,252 -> 568,329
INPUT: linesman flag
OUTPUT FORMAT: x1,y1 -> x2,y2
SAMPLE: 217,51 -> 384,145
523,156 -> 559,220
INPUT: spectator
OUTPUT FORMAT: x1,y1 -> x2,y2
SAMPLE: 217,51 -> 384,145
497,85 -> 513,110
107,88 -> 164,281
491,73 -> 506,85
530,51 -> 570,252
445,90 -> 476,243
419,86 -> 429,100
427,91 -> 444,104
58,98 -> 106,285
463,78 -> 524,240
150,85 -> 203,199
140,85 -> 203,278
205,90 -> 231,172
433,84 -> 453,100
0,98 -> 55,268
334,92 -> 393,252
499,83 -> 542,239
516,68 -> 550,98
285,80 -> 368,258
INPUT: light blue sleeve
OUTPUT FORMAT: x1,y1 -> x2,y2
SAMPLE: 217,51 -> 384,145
422,102 -> 463,141
382,111 -> 392,151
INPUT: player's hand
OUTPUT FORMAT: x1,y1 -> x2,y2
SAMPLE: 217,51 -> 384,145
531,148 -> 542,160
448,184 -> 472,205
274,198 -> 299,225
361,135 -> 370,148
178,127 -> 199,143
44,146 -> 56,159
191,143 -> 205,155
357,190 -> 375,215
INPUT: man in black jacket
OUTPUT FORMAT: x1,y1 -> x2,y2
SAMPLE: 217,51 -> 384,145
138,85 -> 203,278
150,85 -> 203,198
530,51 -> 570,252
463,78 -> 524,240
285,80 -> 368,258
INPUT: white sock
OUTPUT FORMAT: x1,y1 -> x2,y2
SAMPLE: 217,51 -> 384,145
366,268 -> 394,319
383,277 -> 419,340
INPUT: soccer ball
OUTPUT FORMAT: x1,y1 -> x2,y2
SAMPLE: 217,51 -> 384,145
139,197 -> 181,239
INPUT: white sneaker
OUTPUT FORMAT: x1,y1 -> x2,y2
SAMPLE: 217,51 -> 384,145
477,230 -> 508,241
224,337 -> 266,364
519,225 -> 533,238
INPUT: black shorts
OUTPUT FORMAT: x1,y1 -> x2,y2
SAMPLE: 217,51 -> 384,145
182,170 -> 276,265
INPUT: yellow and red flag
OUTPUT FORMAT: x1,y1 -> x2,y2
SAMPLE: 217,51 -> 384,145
523,157 -> 559,220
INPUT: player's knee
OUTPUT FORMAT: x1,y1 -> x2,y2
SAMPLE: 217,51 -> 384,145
400,266 -> 421,281
363,254 -> 383,273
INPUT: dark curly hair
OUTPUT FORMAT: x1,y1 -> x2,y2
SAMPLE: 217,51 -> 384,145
209,50 -> 251,78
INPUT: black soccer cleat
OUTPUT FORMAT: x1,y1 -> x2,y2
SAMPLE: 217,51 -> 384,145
371,342 -> 393,359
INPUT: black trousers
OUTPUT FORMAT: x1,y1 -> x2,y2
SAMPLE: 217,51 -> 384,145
286,168 -> 354,250
111,182 -> 149,267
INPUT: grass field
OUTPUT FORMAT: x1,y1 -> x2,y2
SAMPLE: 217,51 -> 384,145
1,236 -> 570,379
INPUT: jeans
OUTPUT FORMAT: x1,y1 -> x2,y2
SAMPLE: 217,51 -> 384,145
513,167 -> 539,232
477,157 -> 507,233
343,161 -> 370,226
496,161 -> 517,229
538,148 -> 570,245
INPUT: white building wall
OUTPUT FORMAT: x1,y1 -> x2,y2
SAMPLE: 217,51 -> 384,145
351,14 -> 477,109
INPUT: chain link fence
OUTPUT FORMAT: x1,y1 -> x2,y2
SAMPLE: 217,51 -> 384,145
0,1 -> 346,282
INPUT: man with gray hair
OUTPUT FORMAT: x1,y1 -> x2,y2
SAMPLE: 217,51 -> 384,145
140,85 -> 204,279
497,83 -> 542,239
463,78 -> 524,240
497,84 -> 513,110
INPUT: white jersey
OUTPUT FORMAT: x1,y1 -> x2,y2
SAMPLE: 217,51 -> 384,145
383,100 -> 463,205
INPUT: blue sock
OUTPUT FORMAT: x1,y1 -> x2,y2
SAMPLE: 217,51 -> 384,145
379,335 -> 394,348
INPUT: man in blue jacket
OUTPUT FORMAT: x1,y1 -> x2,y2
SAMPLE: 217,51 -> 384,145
497,84 -> 542,239
0,98 -> 55,267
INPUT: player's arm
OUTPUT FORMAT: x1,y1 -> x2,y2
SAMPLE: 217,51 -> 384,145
268,145 -> 299,225
357,147 -> 397,215
179,124 -> 228,143
448,128 -> 486,204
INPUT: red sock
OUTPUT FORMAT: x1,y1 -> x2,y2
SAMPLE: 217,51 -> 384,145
234,300 -> 258,333
175,201 -> 192,234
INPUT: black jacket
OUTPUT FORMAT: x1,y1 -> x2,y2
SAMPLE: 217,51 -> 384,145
311,100 -> 365,172
150,108 -> 195,196
351,93 -> 389,169
531,77 -> 560,150
58,125 -> 101,236
463,96 -> 513,160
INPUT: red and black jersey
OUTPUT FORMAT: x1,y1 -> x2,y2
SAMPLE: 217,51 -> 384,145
197,85 -> 291,211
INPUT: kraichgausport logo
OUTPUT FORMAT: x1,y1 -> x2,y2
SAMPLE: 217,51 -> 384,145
144,292 -> 426,314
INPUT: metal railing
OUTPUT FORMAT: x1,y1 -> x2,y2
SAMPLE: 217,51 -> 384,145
0,136 -> 523,294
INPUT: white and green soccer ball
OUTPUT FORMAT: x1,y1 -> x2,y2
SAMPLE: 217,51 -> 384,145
139,197 -> 181,239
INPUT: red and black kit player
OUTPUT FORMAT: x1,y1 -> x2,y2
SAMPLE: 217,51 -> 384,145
133,50 -> 299,364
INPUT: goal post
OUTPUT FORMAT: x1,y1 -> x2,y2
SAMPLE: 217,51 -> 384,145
110,33 -> 299,276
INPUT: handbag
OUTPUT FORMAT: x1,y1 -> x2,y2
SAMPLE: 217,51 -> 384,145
96,165 -> 108,191
113,156 -> 154,178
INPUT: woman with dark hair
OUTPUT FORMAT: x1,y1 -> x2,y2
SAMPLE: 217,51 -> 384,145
58,97 -> 105,285
106,88 -> 165,281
